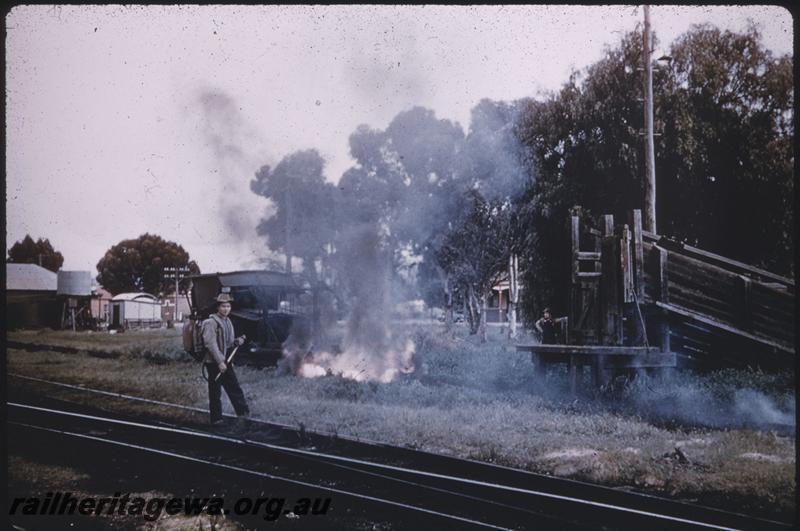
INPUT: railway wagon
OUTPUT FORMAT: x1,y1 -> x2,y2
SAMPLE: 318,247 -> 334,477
187,270 -> 310,365
109,293 -> 162,329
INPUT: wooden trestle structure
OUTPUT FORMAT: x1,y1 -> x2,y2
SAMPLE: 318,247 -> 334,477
517,208 -> 794,392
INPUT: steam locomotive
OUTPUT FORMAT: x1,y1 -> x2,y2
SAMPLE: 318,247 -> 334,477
186,270 -> 310,366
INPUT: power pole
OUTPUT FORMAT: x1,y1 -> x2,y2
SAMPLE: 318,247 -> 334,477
163,266 -> 191,326
642,5 -> 657,233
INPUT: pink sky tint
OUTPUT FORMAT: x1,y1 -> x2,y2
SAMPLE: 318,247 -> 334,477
5,5 -> 792,274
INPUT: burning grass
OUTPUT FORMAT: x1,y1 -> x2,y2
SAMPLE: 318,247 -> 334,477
6,325 -> 796,520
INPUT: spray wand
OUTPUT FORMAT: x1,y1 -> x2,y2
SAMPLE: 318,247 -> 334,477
215,343 -> 243,382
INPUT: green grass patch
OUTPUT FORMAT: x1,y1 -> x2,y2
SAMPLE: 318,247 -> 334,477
7,323 -> 795,520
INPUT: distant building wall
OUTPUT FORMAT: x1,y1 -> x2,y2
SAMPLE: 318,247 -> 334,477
6,264 -> 60,329
6,291 -> 60,329
162,296 -> 191,321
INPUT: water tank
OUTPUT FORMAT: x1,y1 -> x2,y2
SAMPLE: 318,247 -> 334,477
57,271 -> 93,296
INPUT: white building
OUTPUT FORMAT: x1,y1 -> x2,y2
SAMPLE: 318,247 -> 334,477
109,293 -> 162,329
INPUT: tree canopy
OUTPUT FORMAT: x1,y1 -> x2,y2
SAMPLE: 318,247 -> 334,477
515,24 -> 793,321
247,24 -> 792,334
7,235 -> 64,272
251,149 -> 336,277
95,234 -> 200,295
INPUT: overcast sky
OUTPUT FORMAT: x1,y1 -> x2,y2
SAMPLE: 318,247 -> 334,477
5,5 -> 792,276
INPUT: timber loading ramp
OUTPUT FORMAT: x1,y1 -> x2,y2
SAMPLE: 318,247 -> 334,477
518,209 -> 794,381
7,375 -> 794,530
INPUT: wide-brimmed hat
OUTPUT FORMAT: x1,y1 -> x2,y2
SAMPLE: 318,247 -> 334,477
215,287 -> 234,303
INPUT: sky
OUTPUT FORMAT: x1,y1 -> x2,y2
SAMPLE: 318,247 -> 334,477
5,5 -> 793,275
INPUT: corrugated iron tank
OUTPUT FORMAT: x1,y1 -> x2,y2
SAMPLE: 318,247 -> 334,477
56,271 -> 93,296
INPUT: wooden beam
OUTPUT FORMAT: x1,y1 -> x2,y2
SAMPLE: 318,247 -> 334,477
571,215 -> 580,284
736,274 -> 753,332
516,347 -> 677,369
642,231 -> 794,288
655,301 -> 794,354
621,225 -> 634,302
593,227 -> 602,275
601,233 -> 621,345
654,244 -> 669,303
630,210 -> 644,298
603,215 -> 615,237
654,245 -> 671,352
516,344 -> 661,354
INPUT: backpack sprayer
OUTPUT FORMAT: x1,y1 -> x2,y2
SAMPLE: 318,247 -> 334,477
183,286 -> 247,382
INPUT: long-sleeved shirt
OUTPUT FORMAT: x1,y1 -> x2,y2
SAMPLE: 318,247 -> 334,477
202,313 -> 235,365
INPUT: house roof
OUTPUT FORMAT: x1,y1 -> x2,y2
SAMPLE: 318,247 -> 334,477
111,292 -> 160,302
6,263 -> 58,291
92,286 -> 114,299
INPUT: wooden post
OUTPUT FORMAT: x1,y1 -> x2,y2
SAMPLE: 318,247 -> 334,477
600,215 -> 621,345
571,215 -> 580,283
630,210 -> 644,299
570,214 -> 581,344
531,353 -> 546,380
655,245 -> 670,352
508,254 -> 519,340
592,360 -> 611,387
568,355 -> 578,395
603,215 -> 615,238
621,225 -> 634,302
643,5 -> 657,233
593,229 -> 602,274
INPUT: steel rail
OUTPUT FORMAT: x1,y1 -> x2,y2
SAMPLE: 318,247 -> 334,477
10,420 -> 506,530
9,374 -> 793,528
8,402 -> 750,531
7,399 -> 559,523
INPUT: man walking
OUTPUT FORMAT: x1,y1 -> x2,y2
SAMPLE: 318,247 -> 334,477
203,289 -> 249,426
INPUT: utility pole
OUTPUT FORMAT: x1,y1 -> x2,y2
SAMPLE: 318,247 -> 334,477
175,274 -> 179,321
642,5 -> 657,233
163,266 -> 191,326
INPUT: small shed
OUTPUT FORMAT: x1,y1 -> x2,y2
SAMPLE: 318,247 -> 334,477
91,286 -> 113,322
487,278 -> 525,323
109,292 -> 162,329
6,263 -> 60,329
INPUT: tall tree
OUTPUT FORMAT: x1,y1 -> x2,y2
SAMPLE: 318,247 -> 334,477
251,149 -> 336,278
656,24 -> 793,272
96,234 -> 200,295
436,190 -> 513,341
7,235 -> 64,272
516,24 -> 793,323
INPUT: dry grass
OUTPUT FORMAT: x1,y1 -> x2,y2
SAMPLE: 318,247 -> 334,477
7,324 -> 796,520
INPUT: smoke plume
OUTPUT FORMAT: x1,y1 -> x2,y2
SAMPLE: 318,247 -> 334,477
283,223 -> 415,382
195,88 -> 278,268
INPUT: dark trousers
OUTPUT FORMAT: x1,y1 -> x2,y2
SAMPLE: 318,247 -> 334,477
205,363 -> 249,423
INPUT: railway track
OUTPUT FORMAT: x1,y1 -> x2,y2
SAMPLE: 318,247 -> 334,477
7,376 -> 793,530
